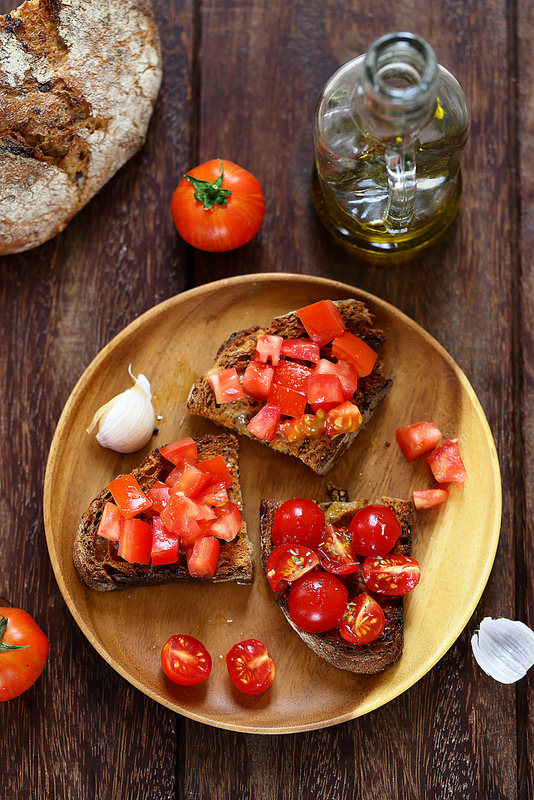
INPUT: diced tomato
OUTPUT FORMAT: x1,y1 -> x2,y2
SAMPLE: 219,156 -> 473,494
331,332 -> 377,378
161,494 -> 215,544
196,481 -> 229,507
279,411 -> 326,443
297,300 -> 345,347
246,404 -> 281,441
267,382 -> 307,418
186,536 -> 220,577
427,438 -> 468,486
396,421 -> 442,461
324,401 -> 362,436
159,437 -> 197,466
255,335 -> 283,366
339,593 -> 385,644
208,368 -> 244,403
96,502 -> 124,542
165,461 -> 211,497
307,372 -> 344,414
273,361 -> 313,394
280,338 -> 321,362
107,474 -> 153,519
314,358 -> 358,400
151,517 -> 180,565
412,489 -> 449,510
118,518 -> 153,564
242,360 -> 274,400
147,481 -> 171,514
317,524 -> 360,575
197,455 -> 233,488
201,502 -> 242,542
266,544 -> 320,591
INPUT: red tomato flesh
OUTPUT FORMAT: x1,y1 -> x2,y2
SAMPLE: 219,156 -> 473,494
242,360 -> 274,400
363,555 -> 421,595
118,518 -> 153,564
161,494 -> 213,543
297,300 -> 346,347
255,335 -> 283,366
196,481 -> 229,507
324,401 -> 362,436
147,482 -> 171,514
318,524 -> 360,575
226,639 -> 275,695
246,404 -> 281,441
349,504 -> 402,557
161,634 -> 212,685
288,570 -> 348,633
0,609 -> 49,701
280,338 -> 321,362
267,381 -> 307,418
166,461 -> 211,497
314,358 -> 358,400
266,544 -> 320,591
201,502 -> 242,542
412,489 -> 449,510
151,517 -> 180,565
107,474 -> 152,519
273,360 -> 313,394
186,536 -> 221,577
427,438 -> 468,486
396,421 -> 442,461
307,372 -> 344,414
339,594 -> 386,644
160,437 -> 198,466
197,455 -> 234,489
96,502 -> 124,542
208,368 -> 244,404
331,332 -> 377,378
272,498 -> 326,549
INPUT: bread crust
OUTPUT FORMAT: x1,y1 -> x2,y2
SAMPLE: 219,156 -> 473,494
0,0 -> 162,254
187,300 -> 392,475
73,434 -> 253,591
259,496 -> 413,674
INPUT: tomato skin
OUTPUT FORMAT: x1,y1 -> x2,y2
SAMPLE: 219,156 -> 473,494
339,594 -> 386,644
273,360 -> 313,394
314,358 -> 358,400
427,438 -> 468,486
118,518 -> 153,564
331,332 -> 377,378
208,368 -> 244,404
226,639 -> 275,694
0,609 -> 49,701
161,634 -> 212,686
107,474 -> 152,519
297,300 -> 346,347
96,501 -> 124,542
200,502 -> 242,542
171,159 -> 265,252
266,544 -> 320,591
412,489 -> 449,510
288,570 -> 349,633
186,536 -> 221,577
396,421 -> 442,461
242,360 -> 274,401
267,381 -> 307,418
307,372 -> 344,414
151,517 -> 180,566
272,498 -> 326,549
280,339 -> 321,363
349,504 -> 402,557
160,437 -> 198,466
246,404 -> 281,441
197,455 -> 234,489
362,555 -> 421,595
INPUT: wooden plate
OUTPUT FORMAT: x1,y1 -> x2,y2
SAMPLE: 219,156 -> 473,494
43,274 -> 501,733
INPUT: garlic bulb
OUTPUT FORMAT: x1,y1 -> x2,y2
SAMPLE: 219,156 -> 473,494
471,617 -> 534,684
87,366 -> 156,453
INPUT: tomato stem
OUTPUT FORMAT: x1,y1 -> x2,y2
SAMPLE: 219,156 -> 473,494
184,159 -> 232,210
0,614 -> 28,651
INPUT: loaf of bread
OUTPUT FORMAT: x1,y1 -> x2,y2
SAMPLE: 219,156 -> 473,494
0,0 -> 162,254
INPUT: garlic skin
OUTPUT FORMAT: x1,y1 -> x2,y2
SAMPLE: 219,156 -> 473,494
87,366 -> 156,454
471,617 -> 534,684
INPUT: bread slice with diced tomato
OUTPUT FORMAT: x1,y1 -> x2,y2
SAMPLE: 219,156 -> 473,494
259,493 -> 412,674
73,434 -> 253,591
187,299 -> 391,475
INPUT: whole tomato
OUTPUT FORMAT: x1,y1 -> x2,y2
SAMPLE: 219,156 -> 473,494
171,159 -> 265,252
0,608 -> 49,701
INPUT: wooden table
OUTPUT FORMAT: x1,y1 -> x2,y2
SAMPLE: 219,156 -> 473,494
1,0 -> 532,797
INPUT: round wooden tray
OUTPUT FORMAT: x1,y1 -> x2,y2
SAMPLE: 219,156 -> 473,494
43,274 -> 501,733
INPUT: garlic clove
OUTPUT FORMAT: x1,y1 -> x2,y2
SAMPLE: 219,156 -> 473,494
471,617 -> 534,684
87,365 -> 156,454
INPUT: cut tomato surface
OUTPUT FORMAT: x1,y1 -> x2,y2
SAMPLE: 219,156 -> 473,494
151,517 -> 179,565
297,300 -> 345,347
96,502 -> 124,542
412,489 -> 449,510
161,494 -> 214,543
273,360 -> 313,394
196,481 -> 229,507
161,634 -> 212,686
349,504 -> 402,557
331,332 -> 377,377
160,437 -> 198,466
314,358 -> 358,400
147,482 -> 171,514
226,639 -> 275,695
208,367 -> 244,403
246,404 -> 281,441
280,338 -> 320,363
166,461 -> 211,497
267,381 -> 307,418
318,524 -> 360,575
118,518 -> 153,564
266,544 -> 320,591
186,536 -> 220,577
279,411 -> 326,442
324,401 -> 362,436
427,438 -> 468,486
396,421 -> 442,461
307,372 -> 344,414
242,360 -> 274,401
255,335 -> 283,366
339,593 -> 386,644
201,502 -> 242,542
362,555 -> 421,595
107,474 -> 152,519
197,455 -> 234,489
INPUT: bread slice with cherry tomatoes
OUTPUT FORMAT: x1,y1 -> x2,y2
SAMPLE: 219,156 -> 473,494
259,494 -> 413,674
73,434 -> 253,591
187,299 -> 391,475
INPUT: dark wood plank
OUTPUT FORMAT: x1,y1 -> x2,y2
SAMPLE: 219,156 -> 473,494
0,0 -> 194,796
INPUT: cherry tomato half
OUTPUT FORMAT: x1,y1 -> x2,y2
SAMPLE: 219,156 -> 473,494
0,608 -> 49,701
266,544 -> 320,591
362,555 -> 421,595
349,504 -> 402,557
317,524 -> 360,575
226,639 -> 275,695
288,570 -> 348,633
161,634 -> 212,686
171,159 -> 265,252
339,593 -> 386,644
272,499 -> 326,549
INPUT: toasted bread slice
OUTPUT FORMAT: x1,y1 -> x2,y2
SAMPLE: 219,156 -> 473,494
259,496 -> 412,674
187,299 -> 391,475
74,433 -> 253,591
